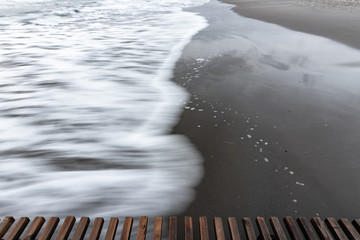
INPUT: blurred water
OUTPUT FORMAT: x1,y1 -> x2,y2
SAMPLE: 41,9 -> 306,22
0,0 -> 207,217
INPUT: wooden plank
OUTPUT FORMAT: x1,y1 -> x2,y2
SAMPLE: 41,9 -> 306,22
152,217 -> 162,240
270,217 -> 287,240
351,219 -> 360,233
256,217 -> 272,240
88,218 -> 104,240
311,218 -> 334,240
21,216 -> 45,240
184,217 -> 193,240
136,216 -> 148,240
199,217 -> 209,240
324,218 -> 347,240
284,216 -> 304,240
227,217 -> 241,240
338,218 -> 360,240
297,217 -> 319,240
0,216 -> 15,239
72,217 -> 90,240
5,217 -> 30,240
242,217 -> 257,240
54,216 -> 76,240
168,216 -> 177,240
104,218 -> 119,240
0,216 -> 359,240
214,217 -> 225,240
120,217 -> 133,240
38,217 -> 60,240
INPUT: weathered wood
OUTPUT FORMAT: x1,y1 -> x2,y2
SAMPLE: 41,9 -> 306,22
297,217 -> 318,240
324,218 -> 347,240
256,217 -> 272,240
21,216 -> 45,240
38,217 -> 60,240
72,217 -> 90,240
104,218 -> 119,240
284,216 -> 304,240
228,217 -> 241,240
5,217 -> 30,240
338,218 -> 360,240
136,216 -> 148,240
88,217 -> 104,240
242,217 -> 257,240
0,216 -> 15,239
311,218 -> 334,240
214,217 -> 225,240
199,217 -> 209,240
2,215 -> 360,240
54,216 -> 76,240
169,216 -> 177,240
270,217 -> 287,240
120,217 -> 133,240
351,219 -> 360,233
152,217 -> 162,240
184,217 -> 193,240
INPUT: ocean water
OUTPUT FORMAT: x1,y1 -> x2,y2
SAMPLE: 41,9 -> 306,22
0,0 -> 208,217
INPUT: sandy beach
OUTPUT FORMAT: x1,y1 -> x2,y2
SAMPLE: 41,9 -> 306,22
171,0 -> 360,224
222,0 -> 360,50
2,0 -> 359,223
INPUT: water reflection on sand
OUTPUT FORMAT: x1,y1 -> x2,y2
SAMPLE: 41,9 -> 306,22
176,0 -> 360,217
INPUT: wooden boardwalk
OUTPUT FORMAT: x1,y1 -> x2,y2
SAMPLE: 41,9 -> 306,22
1,216 -> 360,240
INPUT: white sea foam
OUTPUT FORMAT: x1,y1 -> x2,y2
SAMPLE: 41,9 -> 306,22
0,0 -> 208,217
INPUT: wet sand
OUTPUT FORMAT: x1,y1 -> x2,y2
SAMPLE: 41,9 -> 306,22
172,0 -> 360,222
221,0 -> 360,50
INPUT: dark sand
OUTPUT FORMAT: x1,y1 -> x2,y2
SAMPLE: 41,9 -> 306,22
221,0 -> 360,50
172,0 -> 360,223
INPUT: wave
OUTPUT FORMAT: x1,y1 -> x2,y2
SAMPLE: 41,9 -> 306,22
0,0 -> 208,217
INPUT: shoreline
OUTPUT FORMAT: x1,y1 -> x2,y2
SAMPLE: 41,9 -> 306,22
172,0 -> 360,219
219,0 -> 360,50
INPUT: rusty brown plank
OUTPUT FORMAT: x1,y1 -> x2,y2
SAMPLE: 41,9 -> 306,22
242,217 -> 257,240
297,217 -> 318,240
214,217 -> 225,240
284,216 -> 304,240
338,218 -> 360,240
351,219 -> 360,233
21,216 -> 45,240
5,217 -> 30,240
324,218 -> 347,240
184,217 -> 193,240
256,217 -> 271,240
120,217 -> 133,240
2,216 -> 359,240
88,218 -> 104,240
136,216 -> 148,240
38,217 -> 60,240
311,217 -> 334,240
270,217 -> 287,240
168,216 -> 177,240
152,217 -> 162,240
0,216 -> 15,239
228,217 -> 241,240
54,216 -> 76,240
104,218 -> 118,240
199,217 -> 209,240
184,217 -> 192,240
72,217 -> 90,240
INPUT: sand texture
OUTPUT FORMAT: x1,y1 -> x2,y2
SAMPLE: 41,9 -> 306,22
173,0 -> 360,220
221,0 -> 360,50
